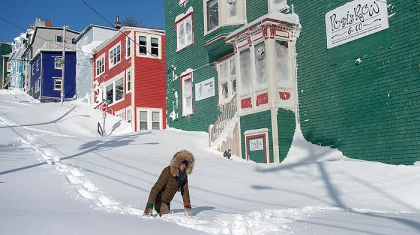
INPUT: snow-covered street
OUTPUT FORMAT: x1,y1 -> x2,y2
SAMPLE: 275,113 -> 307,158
1,90 -> 420,235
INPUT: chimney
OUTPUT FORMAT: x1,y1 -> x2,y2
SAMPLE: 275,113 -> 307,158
45,19 -> 52,27
114,16 -> 121,29
36,18 -> 41,21
30,24 -> 35,29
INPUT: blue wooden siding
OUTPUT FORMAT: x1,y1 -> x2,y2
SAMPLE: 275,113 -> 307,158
41,51 -> 76,99
30,54 -> 42,99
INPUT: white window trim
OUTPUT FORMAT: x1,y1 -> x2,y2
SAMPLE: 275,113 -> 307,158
95,54 -> 105,77
136,107 -> 163,131
102,71 -> 125,106
181,72 -> 194,117
126,69 -> 132,93
115,110 -> 125,119
268,0 -> 288,13
53,77 -> 62,91
136,33 -> 162,59
126,32 -> 132,59
217,55 -> 237,106
36,59 -> 39,71
54,56 -> 62,70
108,42 -> 122,69
126,108 -> 132,123
176,12 -> 194,52
203,0 -> 247,35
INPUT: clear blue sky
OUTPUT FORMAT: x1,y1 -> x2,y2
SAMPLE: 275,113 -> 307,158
0,0 -> 165,42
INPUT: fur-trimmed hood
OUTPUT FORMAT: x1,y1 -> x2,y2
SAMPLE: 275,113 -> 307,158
169,150 -> 195,177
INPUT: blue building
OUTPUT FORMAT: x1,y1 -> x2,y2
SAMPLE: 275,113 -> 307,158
29,50 -> 76,101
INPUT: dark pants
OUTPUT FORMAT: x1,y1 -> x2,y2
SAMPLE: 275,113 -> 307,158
155,201 -> 170,215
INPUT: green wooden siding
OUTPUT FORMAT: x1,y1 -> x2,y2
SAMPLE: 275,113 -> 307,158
290,0 -> 420,164
277,109 -> 296,162
240,111 -> 273,163
164,1 -> 220,132
246,0 -> 269,22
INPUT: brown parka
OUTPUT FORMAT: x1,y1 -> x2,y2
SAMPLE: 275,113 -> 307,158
147,150 -> 195,210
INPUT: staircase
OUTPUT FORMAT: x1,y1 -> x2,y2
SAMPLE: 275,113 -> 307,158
208,95 -> 240,156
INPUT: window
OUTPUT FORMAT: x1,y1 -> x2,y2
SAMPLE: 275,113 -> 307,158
254,41 -> 268,91
137,109 -> 162,131
137,35 -> 162,59
126,69 -> 131,93
35,79 -> 40,93
181,73 -> 193,116
115,77 -> 124,102
139,111 -> 148,130
53,78 -> 62,91
176,13 -> 193,51
152,111 -> 160,130
56,36 -> 63,42
126,36 -> 131,58
116,111 -> 124,119
218,56 -> 237,105
71,38 -> 76,44
275,40 -> 292,88
36,59 -> 39,71
139,36 -> 147,55
96,54 -> 105,76
109,43 -> 121,68
207,0 -> 219,31
126,109 -> 132,123
54,56 -> 62,69
239,48 -> 252,95
106,84 -> 113,104
151,37 -> 159,57
204,0 -> 245,34
32,64 -> 34,75
269,0 -> 287,12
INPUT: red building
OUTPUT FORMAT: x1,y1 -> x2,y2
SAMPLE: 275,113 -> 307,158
92,26 -> 166,131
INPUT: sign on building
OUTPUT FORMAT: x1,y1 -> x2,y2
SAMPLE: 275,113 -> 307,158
195,77 -> 215,101
325,0 -> 389,49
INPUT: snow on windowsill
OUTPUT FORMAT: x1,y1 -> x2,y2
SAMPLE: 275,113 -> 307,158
175,6 -> 193,23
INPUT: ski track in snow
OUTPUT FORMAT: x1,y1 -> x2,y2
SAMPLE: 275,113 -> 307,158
2,113 -> 409,234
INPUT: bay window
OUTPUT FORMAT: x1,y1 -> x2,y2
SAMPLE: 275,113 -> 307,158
217,56 -> 237,105
254,41 -> 268,91
239,48 -> 252,95
275,40 -> 292,89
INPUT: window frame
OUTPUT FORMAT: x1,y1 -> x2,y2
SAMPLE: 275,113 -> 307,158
35,79 -> 40,93
126,69 -> 132,93
136,33 -> 162,59
54,56 -> 62,70
126,34 -> 132,58
95,54 -> 105,77
102,72 -> 125,106
136,108 -> 163,131
203,0 -> 246,35
56,35 -> 63,42
217,55 -> 237,105
181,72 -> 194,117
175,12 -> 194,52
53,77 -> 62,91
108,42 -> 121,69
126,108 -> 132,123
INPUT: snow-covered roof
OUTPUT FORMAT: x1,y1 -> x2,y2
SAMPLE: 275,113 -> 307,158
81,41 -> 104,54
74,24 -> 117,43
226,12 -> 300,40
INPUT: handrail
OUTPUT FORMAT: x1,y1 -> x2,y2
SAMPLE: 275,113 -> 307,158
208,94 -> 238,147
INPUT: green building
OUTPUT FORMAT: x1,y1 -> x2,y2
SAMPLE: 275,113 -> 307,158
1,42 -> 12,89
164,0 -> 420,165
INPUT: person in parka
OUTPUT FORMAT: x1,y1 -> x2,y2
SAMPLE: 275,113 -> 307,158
143,150 -> 195,216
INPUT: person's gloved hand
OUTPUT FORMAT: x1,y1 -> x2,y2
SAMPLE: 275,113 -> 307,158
143,203 -> 153,215
184,202 -> 192,216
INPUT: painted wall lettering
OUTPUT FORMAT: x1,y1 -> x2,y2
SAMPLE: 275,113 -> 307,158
325,0 -> 389,49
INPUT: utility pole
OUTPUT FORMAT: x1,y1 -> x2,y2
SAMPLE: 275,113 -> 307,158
61,24 -> 67,105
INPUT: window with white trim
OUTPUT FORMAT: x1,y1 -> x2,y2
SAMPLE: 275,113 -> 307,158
96,54 -> 105,76
36,59 -> 39,71
109,43 -> 121,68
35,79 -> 40,93
126,108 -> 132,123
239,48 -> 252,95
269,0 -> 287,12
115,111 -> 124,119
204,0 -> 246,34
181,73 -> 193,116
104,75 -> 125,105
176,14 -> 193,51
254,41 -> 268,91
126,36 -> 131,58
126,69 -> 131,93
275,40 -> 292,88
217,56 -> 237,105
54,56 -> 62,69
31,64 -> 34,75
136,34 -> 162,59
137,108 -> 162,130
53,78 -> 62,91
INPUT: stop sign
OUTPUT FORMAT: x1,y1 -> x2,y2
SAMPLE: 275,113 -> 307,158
101,103 -> 107,111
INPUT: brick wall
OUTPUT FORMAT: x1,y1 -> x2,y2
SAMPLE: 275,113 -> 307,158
291,0 -> 420,164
